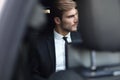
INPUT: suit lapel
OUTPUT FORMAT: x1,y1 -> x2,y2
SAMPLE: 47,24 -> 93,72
46,31 -> 82,72
47,33 -> 56,72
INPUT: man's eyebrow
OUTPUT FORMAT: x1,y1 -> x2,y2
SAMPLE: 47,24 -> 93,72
67,12 -> 78,17
67,15 -> 75,18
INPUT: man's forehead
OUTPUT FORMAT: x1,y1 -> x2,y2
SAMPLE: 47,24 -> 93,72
63,8 -> 78,16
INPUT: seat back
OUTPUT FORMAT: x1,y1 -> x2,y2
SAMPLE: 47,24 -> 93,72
79,0 -> 120,51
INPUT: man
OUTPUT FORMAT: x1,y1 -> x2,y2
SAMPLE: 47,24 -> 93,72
29,0 -> 79,79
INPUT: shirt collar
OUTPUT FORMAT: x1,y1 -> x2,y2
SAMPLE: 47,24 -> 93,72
54,30 -> 72,42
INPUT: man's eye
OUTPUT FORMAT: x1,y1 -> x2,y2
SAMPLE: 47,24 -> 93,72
68,15 -> 74,18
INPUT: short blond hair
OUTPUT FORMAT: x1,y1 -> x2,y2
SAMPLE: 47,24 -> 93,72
51,0 -> 77,19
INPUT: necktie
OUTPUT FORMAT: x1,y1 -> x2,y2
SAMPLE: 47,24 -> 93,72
63,37 -> 68,69
63,37 -> 68,44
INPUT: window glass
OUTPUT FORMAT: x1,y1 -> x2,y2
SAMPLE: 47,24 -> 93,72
0,0 -> 6,17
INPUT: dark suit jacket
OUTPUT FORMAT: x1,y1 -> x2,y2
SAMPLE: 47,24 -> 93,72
28,31 -> 82,80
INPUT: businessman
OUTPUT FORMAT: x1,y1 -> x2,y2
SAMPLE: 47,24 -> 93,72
29,0 -> 80,79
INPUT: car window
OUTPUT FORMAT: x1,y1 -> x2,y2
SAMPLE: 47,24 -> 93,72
0,0 -> 7,17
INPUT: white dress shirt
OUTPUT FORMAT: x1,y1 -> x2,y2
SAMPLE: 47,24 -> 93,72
54,30 -> 72,72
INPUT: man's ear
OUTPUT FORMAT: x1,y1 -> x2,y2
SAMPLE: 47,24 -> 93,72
54,17 -> 61,25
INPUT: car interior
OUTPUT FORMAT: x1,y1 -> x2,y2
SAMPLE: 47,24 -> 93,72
1,0 -> 120,80
20,0 -> 120,80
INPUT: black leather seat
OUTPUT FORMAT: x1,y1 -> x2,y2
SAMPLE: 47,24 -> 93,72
78,0 -> 120,79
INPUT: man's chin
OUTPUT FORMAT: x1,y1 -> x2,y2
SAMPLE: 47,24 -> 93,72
71,28 -> 77,32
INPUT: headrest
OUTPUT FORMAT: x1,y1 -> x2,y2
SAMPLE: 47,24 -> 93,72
79,0 -> 120,51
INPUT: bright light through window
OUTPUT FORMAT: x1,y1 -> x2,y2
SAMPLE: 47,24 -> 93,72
0,0 -> 6,16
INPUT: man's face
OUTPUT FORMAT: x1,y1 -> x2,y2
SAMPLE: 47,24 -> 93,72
60,8 -> 78,32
